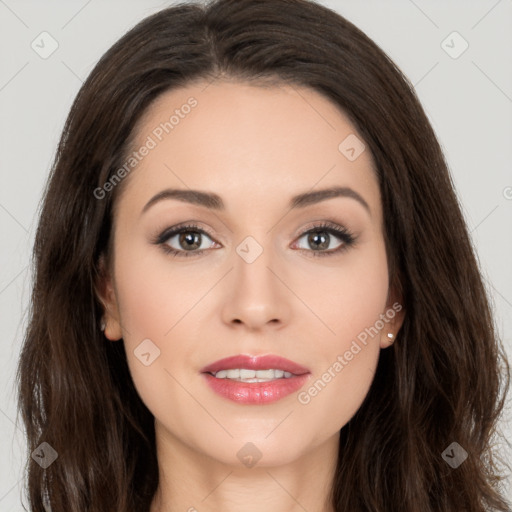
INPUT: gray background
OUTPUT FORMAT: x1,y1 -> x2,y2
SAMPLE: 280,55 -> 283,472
1,0 -> 511,509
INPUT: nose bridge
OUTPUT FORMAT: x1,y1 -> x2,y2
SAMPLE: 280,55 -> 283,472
221,231 -> 290,329
234,232 -> 278,300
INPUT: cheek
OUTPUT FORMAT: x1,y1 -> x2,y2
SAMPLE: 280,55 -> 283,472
293,241 -> 388,430
294,236 -> 389,351
114,243 -> 205,339
112,246 -> 208,420
298,345 -> 380,437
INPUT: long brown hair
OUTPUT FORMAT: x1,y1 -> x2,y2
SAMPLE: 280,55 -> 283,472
16,0 -> 511,510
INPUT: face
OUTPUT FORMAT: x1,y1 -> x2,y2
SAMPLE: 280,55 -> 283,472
99,79 -> 404,467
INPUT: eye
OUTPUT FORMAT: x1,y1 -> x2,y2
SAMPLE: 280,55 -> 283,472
154,223 -> 218,258
153,221 -> 356,259
292,221 -> 356,257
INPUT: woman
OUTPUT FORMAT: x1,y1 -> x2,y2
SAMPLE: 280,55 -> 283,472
16,0 -> 511,510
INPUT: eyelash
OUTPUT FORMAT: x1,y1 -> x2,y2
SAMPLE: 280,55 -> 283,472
153,221 -> 356,258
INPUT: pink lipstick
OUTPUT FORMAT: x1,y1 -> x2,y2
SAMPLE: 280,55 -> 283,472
200,354 -> 311,404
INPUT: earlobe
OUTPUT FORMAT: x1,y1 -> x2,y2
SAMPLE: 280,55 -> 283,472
380,286 -> 405,349
94,254 -> 123,341
384,331 -> 395,346
102,316 -> 123,341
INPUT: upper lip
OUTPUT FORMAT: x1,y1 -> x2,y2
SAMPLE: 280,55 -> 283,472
200,354 -> 310,375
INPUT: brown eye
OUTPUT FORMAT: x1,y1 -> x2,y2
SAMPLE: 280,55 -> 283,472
155,223 -> 219,257
292,222 -> 356,257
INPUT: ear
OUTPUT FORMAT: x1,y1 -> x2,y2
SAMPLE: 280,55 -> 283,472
379,284 -> 405,349
94,253 -> 123,341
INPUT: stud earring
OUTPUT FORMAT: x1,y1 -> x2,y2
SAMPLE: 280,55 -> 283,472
100,319 -> 106,332
387,332 -> 395,343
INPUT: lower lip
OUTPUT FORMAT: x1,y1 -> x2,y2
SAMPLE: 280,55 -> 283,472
202,373 -> 310,404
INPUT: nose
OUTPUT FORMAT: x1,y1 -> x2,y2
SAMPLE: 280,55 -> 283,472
220,244 -> 291,331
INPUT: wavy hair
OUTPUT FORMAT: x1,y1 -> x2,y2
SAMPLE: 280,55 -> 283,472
16,0 -> 511,510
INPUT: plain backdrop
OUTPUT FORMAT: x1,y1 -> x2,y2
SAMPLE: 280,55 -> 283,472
0,0 -> 511,509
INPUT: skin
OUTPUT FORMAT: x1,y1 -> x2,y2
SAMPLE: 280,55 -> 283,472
98,80 -> 405,512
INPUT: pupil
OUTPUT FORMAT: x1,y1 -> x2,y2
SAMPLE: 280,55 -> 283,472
180,232 -> 200,250
309,231 -> 328,250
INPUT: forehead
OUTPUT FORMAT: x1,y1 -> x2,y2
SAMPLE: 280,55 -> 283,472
118,80 -> 381,222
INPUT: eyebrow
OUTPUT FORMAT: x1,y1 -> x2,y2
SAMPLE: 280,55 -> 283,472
140,186 -> 371,216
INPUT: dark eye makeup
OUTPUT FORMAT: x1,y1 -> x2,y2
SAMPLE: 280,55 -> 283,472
151,220 -> 357,259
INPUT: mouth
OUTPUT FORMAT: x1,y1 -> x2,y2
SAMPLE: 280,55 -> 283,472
207,368 -> 297,382
200,354 -> 311,404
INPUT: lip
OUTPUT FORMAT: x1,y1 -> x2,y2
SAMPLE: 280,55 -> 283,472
200,354 -> 311,405
200,354 -> 310,375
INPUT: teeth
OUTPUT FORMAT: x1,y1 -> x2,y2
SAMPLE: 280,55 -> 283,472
212,368 -> 294,381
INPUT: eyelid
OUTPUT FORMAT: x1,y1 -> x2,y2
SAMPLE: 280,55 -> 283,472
155,219 -> 350,242
154,221 -> 218,244
294,219 -> 344,236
